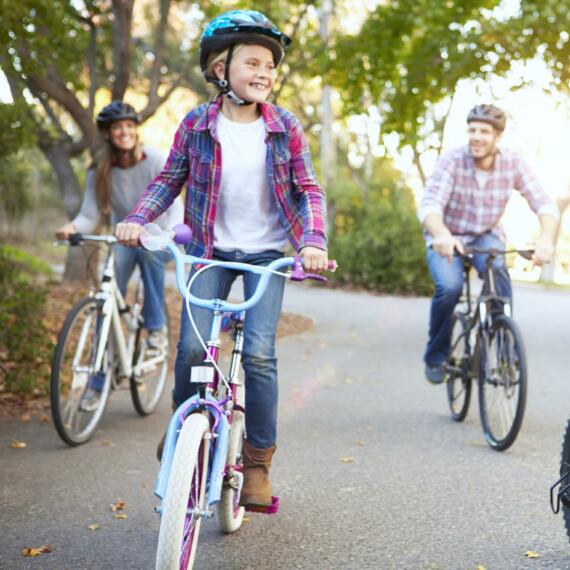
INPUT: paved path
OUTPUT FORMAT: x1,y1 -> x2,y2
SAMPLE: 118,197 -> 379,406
2,282 -> 570,569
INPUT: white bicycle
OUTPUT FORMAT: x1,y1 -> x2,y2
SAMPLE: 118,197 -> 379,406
50,233 -> 170,445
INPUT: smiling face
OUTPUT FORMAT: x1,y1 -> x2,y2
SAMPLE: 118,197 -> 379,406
215,44 -> 277,103
467,120 -> 502,161
108,119 -> 138,151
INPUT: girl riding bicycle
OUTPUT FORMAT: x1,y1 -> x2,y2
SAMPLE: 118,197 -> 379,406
55,101 -> 183,409
116,10 -> 328,512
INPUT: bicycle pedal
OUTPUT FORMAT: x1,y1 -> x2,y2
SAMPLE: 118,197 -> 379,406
244,496 -> 279,515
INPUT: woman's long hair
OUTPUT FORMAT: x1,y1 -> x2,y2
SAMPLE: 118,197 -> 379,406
93,132 -> 143,221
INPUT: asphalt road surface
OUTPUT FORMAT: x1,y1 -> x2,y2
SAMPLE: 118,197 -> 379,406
2,281 -> 570,569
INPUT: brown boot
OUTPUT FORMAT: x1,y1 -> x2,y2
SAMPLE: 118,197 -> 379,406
239,441 -> 277,511
156,401 -> 178,462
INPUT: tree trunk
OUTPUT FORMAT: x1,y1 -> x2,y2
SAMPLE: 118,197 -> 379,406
41,141 -> 98,282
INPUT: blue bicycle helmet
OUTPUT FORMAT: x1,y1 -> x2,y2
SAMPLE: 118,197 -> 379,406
199,10 -> 291,78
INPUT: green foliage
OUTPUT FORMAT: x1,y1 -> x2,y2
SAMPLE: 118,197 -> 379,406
0,0 -> 88,86
0,153 -> 34,221
327,163 -> 433,295
0,102 -> 37,156
329,0 -> 501,148
488,0 -> 570,90
0,245 -> 54,395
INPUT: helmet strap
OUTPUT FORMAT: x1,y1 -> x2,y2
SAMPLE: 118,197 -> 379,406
207,44 -> 255,107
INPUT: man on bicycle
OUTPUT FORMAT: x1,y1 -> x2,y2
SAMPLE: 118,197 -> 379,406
419,104 -> 558,384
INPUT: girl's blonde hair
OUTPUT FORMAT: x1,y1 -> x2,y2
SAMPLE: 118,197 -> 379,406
205,44 -> 246,84
93,131 -> 143,221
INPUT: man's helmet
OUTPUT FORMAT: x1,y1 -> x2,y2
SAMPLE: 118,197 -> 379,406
199,10 -> 291,79
466,104 -> 506,132
96,101 -> 140,129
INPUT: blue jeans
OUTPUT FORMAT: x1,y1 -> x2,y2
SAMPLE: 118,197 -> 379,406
115,245 -> 169,331
424,233 -> 512,367
173,249 -> 286,449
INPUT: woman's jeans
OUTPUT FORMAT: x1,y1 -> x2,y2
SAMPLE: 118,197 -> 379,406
114,245 -> 169,331
424,233 -> 512,367
173,249 -> 285,449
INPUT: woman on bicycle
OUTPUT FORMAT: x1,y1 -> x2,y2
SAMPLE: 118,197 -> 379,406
116,10 -> 328,512
55,101 -> 183,409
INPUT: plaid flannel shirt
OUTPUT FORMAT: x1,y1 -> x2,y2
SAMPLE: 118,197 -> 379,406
124,96 -> 327,258
419,145 -> 558,244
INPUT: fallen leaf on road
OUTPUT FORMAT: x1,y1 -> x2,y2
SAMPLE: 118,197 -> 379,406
110,499 -> 126,512
340,456 -> 354,463
318,341 -> 327,348
345,377 -> 353,384
40,415 -> 50,422
524,551 -> 540,559
243,516 -> 251,524
476,565 -> 487,570
21,544 -> 53,557
101,439 -> 114,446
113,514 -> 128,519
10,441 -> 27,449
354,440 -> 365,446
88,524 -> 100,531
20,413 -> 32,422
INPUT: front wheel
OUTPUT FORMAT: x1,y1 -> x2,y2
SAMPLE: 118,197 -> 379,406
446,311 -> 472,422
50,296 -> 112,445
478,315 -> 527,451
559,418 -> 570,541
156,414 -> 210,570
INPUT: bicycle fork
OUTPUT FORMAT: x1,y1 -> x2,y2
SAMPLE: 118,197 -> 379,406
154,396 -> 230,512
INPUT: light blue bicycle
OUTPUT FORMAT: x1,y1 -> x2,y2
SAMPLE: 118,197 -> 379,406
141,224 -> 336,570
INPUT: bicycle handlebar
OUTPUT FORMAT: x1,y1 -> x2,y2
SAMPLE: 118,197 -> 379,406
151,223 -> 336,313
55,233 -> 117,246
461,247 -> 535,260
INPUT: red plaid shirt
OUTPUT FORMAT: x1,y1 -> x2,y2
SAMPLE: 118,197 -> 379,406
419,145 -> 558,244
124,96 -> 327,257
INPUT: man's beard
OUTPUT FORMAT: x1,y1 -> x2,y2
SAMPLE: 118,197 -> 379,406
470,144 -> 496,161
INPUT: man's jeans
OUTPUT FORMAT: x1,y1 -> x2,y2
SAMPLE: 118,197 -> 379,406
173,249 -> 285,449
424,233 -> 512,367
115,245 -> 169,331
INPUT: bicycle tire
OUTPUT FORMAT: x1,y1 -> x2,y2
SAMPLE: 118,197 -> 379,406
446,311 -> 472,422
560,418 -> 570,541
156,413 -> 210,570
218,410 -> 246,533
50,296 -> 112,445
130,303 -> 170,416
478,315 -> 527,451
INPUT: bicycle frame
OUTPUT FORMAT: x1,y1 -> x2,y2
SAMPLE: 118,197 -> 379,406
75,237 -> 162,381
154,245 -> 300,513
450,251 -> 513,373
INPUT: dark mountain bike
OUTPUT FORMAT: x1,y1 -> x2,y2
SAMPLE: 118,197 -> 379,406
445,247 -> 532,451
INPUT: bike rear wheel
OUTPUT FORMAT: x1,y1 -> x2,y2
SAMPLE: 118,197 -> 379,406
218,409 -> 245,533
478,315 -> 527,451
130,302 -> 170,416
156,413 -> 210,570
446,311 -> 472,422
50,296 -> 112,445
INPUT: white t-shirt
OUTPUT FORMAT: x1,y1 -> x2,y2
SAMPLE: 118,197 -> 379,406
213,113 -> 289,253
474,168 -> 491,189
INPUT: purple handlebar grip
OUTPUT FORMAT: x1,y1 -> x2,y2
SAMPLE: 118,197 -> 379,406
290,256 -> 333,282
172,224 -> 192,245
